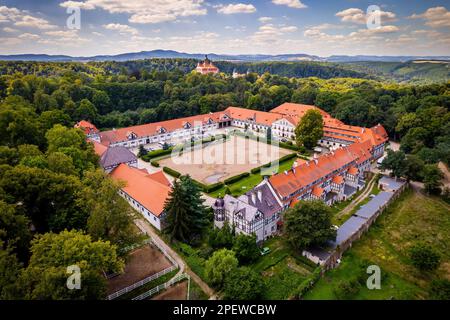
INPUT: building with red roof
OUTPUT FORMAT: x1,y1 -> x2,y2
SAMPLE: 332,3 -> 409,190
110,164 -> 172,230
195,55 -> 219,75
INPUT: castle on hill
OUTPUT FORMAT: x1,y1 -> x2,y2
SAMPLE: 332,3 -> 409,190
195,55 -> 219,74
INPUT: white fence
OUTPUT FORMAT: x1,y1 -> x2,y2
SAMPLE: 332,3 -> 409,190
106,238 -> 179,300
132,273 -> 189,300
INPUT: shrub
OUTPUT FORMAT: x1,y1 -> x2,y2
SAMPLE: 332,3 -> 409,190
205,182 -> 224,193
224,172 -> 250,185
279,142 -> 300,151
144,148 -> 173,160
333,278 -> 360,299
223,267 -> 264,300
430,279 -> 450,300
150,160 -> 160,167
163,166 -> 181,178
409,242 -> 441,271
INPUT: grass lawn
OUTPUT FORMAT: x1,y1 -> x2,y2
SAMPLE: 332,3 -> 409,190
304,188 -> 450,300
248,238 -> 317,300
208,157 -> 296,198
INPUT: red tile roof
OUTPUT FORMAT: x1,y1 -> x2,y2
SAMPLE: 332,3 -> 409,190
99,111 -> 230,145
332,175 -> 344,184
110,164 -> 171,217
312,186 -> 324,197
348,167 -> 359,175
269,141 -> 371,200
91,140 -> 107,156
75,120 -> 99,135
225,107 -> 283,126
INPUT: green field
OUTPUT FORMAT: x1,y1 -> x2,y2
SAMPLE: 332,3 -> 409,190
208,157 -> 297,198
304,188 -> 450,300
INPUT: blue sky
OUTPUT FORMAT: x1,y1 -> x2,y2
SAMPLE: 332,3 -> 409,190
0,0 -> 449,56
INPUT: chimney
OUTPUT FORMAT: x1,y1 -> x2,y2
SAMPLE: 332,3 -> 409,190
284,170 -> 288,175
313,153 -> 318,159
257,190 -> 262,202
314,159 -> 318,165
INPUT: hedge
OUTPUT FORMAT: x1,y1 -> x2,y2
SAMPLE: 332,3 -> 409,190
191,180 -> 225,193
150,160 -> 160,167
224,172 -> 250,185
142,147 -> 173,161
163,166 -> 181,178
279,142 -> 300,151
293,267 -> 322,299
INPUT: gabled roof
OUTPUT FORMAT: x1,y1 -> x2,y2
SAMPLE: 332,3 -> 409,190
269,141 -> 371,199
91,140 -> 108,157
224,107 -> 283,126
312,186 -> 324,197
239,183 -> 282,218
347,166 -> 359,175
75,120 -> 99,135
99,111 -> 228,145
110,164 -> 171,216
100,146 -> 137,168
332,175 -> 344,184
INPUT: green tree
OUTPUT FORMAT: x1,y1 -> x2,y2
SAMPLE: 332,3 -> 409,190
205,248 -> 238,289
74,99 -> 98,122
294,109 -> 323,149
0,201 -> 31,260
0,244 -> 23,299
381,150 -> 407,178
19,230 -> 124,300
430,279 -> 450,300
208,223 -> 234,249
232,233 -> 260,264
164,175 -> 209,243
422,164 -> 443,195
222,267 -> 264,300
284,200 -> 336,250
409,242 -> 441,271
82,169 -> 140,254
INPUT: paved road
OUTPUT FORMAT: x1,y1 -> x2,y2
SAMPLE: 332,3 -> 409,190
134,218 -> 217,299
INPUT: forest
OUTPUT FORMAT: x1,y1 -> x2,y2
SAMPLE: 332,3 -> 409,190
0,58 -> 449,299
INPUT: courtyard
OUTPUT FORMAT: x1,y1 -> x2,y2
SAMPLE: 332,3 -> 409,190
158,135 -> 293,184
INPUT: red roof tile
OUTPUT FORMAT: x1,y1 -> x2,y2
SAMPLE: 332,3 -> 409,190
110,164 -> 171,216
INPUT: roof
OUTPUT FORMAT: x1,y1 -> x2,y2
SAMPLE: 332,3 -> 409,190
146,171 -> 171,187
99,111 -> 229,145
75,120 -> 99,135
91,140 -> 108,157
110,164 -> 171,216
270,102 -> 332,119
239,183 -> 282,218
379,176 -> 406,192
269,141 -> 370,200
348,166 -> 359,175
312,186 -> 324,197
225,107 -> 283,126
222,194 -> 261,222
100,146 -> 137,168
331,216 -> 367,247
354,191 -> 392,220
332,175 -> 344,184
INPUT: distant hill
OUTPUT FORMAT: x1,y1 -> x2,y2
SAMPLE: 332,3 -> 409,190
1,49 -> 448,63
344,60 -> 450,83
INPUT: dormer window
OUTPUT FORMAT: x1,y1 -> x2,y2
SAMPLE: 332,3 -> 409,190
183,122 -> 191,129
158,127 -> 167,134
207,118 -> 215,124
126,131 -> 137,140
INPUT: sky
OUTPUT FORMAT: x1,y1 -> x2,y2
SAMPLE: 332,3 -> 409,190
0,0 -> 449,57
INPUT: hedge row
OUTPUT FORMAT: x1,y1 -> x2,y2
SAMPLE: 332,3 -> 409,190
293,267 -> 322,299
150,160 -> 160,167
193,180 -> 225,193
142,147 -> 173,161
224,172 -> 250,185
163,166 -> 181,178
250,153 -> 298,174
279,141 -> 300,151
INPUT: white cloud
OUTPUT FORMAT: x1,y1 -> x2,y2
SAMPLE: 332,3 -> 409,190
410,6 -> 450,28
103,23 -> 139,35
2,27 -> 18,32
336,7 -> 396,25
271,0 -> 307,9
60,0 -> 207,24
259,17 -> 273,23
18,33 -> 40,40
0,5 -> 57,29
216,3 -> 256,15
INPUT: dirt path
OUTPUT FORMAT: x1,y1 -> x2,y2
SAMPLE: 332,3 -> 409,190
134,219 -> 217,299
337,175 -> 377,219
